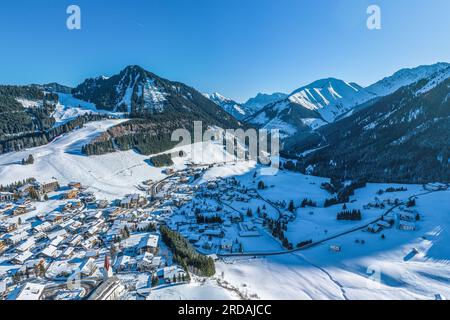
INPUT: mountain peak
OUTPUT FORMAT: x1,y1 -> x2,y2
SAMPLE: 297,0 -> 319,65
205,92 -> 232,103
366,62 -> 450,96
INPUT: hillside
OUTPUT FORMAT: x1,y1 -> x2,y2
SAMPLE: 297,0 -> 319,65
286,66 -> 450,183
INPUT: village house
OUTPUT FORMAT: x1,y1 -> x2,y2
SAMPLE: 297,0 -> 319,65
0,192 -> 14,202
80,258 -> 97,276
16,282 -> 46,300
203,228 -> 225,238
220,239 -> 233,250
68,182 -> 82,189
138,234 -> 159,254
136,252 -> 155,271
0,240 -> 7,253
330,245 -> 342,252
114,255 -> 133,272
97,200 -> 109,209
239,222 -> 260,237
0,222 -> 17,233
159,266 -> 187,283
33,221 -> 52,233
64,189 -> 80,200
88,276 -> 126,301
40,245 -> 60,259
12,250 -> 33,265
16,238 -> 35,252
399,212 -> 417,222
13,205 -> 28,216
62,247 -> 75,258
40,180 -> 60,194
119,194 -> 142,209
367,223 -> 383,233
0,280 -> 8,300
5,231 -> 28,245
377,220 -> 392,228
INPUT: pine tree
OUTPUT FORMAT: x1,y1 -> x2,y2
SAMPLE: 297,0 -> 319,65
288,200 -> 295,212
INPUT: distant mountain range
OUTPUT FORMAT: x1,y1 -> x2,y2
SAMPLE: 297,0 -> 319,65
0,65 -> 242,156
203,92 -> 287,120
246,63 -> 450,139
0,62 -> 449,182
284,63 -> 450,183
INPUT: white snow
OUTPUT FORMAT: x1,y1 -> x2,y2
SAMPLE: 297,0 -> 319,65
141,79 -> 167,113
212,182 -> 450,300
16,98 -> 42,109
52,93 -> 124,126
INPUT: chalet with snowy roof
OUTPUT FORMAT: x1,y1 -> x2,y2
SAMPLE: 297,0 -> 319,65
40,180 -> 60,194
5,231 -> 28,245
377,220 -> 392,228
159,266 -> 187,283
204,228 -> 225,238
119,194 -> 143,209
136,252 -> 155,271
0,222 -> 17,233
80,258 -> 97,276
138,234 -> 159,254
220,239 -> 233,250
114,255 -> 133,272
62,247 -> 74,258
399,212 -> 416,222
367,223 -> 383,233
47,229 -> 68,241
63,189 -> 80,200
68,182 -> 82,189
13,205 -> 28,216
0,280 -> 8,299
17,182 -> 40,196
16,282 -> 46,300
68,234 -> 83,246
0,240 -> 7,253
239,222 -> 260,237
88,276 -> 126,301
12,250 -> 33,264
17,238 -> 35,252
33,221 -> 52,233
81,236 -> 98,250
0,192 -> 14,202
40,245 -> 60,258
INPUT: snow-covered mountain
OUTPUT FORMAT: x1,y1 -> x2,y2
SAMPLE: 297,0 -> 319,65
72,66 -> 242,130
242,92 -> 287,113
247,78 -> 375,138
248,62 -> 450,139
366,62 -> 450,97
204,92 -> 251,120
288,64 -> 450,183
205,91 -> 288,121
73,65 -> 170,114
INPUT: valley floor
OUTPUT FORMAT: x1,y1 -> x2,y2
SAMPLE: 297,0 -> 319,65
1,119 -> 449,300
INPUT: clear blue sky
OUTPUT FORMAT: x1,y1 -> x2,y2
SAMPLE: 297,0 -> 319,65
1,0 -> 450,102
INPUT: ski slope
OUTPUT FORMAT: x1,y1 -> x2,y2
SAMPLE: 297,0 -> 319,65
0,120 -> 247,200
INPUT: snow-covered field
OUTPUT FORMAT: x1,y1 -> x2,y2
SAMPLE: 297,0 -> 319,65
148,279 -> 239,300
215,189 -> 450,300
